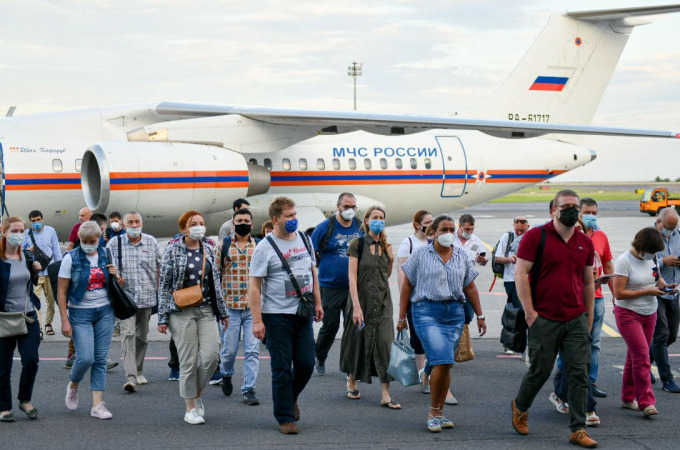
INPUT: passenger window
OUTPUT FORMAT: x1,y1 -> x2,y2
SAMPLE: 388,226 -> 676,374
249,158 -> 258,165
380,158 -> 388,170
299,158 -> 308,170
52,159 -> 63,173
332,158 -> 341,170
364,159 -> 372,170
282,158 -> 291,171
75,159 -> 82,172
410,158 -> 417,169
424,158 -> 432,169
395,158 -> 403,170
264,158 -> 272,171
349,158 -> 357,170
317,158 -> 325,170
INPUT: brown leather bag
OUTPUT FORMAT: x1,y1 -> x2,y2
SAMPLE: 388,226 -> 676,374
173,248 -> 206,309
454,324 -> 475,362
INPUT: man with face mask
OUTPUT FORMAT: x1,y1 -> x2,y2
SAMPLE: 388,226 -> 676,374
106,212 -> 164,393
311,192 -> 362,375
454,214 -> 488,266
216,209 -> 262,404
651,207 -> 680,393
104,212 -> 125,243
511,190 -> 597,448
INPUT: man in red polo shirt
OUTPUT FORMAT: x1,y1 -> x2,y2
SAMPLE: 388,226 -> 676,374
510,190 -> 597,449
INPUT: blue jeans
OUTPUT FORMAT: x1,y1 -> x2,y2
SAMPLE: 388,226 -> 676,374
262,313 -> 314,425
412,300 -> 465,370
590,296 -> 605,383
69,304 -> 115,391
0,312 -> 40,411
220,308 -> 260,394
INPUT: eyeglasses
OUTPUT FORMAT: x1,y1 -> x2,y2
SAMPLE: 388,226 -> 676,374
556,204 -> 580,212
514,219 -> 528,224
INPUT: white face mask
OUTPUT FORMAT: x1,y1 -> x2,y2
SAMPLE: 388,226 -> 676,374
437,233 -> 455,248
111,222 -> 122,231
640,252 -> 656,261
7,231 -> 25,247
80,243 -> 98,255
340,208 -> 356,221
127,227 -> 142,238
460,231 -> 472,240
189,225 -> 206,241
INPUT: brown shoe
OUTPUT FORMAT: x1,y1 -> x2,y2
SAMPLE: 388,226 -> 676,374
511,400 -> 529,435
279,422 -> 299,435
293,402 -> 300,422
569,428 -> 598,448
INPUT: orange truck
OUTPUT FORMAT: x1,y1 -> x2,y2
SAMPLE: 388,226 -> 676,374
639,188 -> 680,216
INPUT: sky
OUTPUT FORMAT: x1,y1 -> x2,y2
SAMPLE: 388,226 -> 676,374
0,0 -> 679,182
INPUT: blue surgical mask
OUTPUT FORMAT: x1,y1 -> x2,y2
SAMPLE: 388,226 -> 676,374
285,219 -> 298,233
582,214 -> 597,229
661,227 -> 674,238
32,222 -> 43,231
80,243 -> 98,255
369,220 -> 385,234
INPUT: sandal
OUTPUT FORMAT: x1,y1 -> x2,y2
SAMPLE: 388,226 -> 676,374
45,324 -> 54,336
346,389 -> 361,400
381,400 -> 401,410
19,402 -> 38,420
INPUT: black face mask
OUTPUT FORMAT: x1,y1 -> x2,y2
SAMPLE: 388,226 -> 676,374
558,208 -> 579,227
420,226 -> 428,234
234,223 -> 252,237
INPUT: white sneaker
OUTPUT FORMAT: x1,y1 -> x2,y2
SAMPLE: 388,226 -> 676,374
65,382 -> 78,410
136,374 -> 148,385
91,402 -> 113,420
549,392 -> 569,414
184,408 -> 205,425
196,398 -> 205,417
123,381 -> 137,393
586,411 -> 600,427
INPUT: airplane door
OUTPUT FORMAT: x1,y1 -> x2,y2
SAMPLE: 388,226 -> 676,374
435,136 -> 468,198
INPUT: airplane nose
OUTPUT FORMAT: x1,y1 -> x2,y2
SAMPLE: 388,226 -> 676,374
589,149 -> 597,162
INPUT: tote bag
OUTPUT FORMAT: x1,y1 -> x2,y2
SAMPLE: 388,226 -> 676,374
387,330 -> 420,386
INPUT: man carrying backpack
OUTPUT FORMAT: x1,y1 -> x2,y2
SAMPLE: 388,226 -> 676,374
311,193 -> 362,375
494,216 -> 530,310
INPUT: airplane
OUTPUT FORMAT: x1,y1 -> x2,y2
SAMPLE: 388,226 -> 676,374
0,4 -> 679,238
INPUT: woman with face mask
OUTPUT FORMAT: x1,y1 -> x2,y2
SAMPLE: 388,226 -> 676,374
612,227 -> 676,418
398,215 -> 487,432
57,221 -> 119,420
0,217 -> 42,422
157,210 -> 229,425
340,206 -> 399,409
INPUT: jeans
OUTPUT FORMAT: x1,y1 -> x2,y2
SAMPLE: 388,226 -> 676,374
69,304 -> 115,391
515,314 -> 591,432
650,296 -> 680,384
615,306 -> 656,409
120,307 -> 152,383
0,312 -> 40,411
590,297 -> 605,383
314,287 -> 349,364
262,313 -> 315,425
220,308 -> 260,394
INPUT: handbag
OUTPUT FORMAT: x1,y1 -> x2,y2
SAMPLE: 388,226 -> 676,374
454,324 -> 475,362
266,233 -> 315,321
0,285 -> 35,338
106,245 -> 139,320
387,330 -> 420,386
172,243 -> 207,309
28,230 -> 52,270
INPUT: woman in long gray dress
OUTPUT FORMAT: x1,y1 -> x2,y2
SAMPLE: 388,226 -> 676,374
340,206 -> 399,409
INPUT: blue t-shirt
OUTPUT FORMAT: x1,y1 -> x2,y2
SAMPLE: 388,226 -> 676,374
311,217 -> 362,289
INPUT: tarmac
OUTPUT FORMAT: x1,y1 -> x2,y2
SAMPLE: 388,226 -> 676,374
4,199 -> 679,449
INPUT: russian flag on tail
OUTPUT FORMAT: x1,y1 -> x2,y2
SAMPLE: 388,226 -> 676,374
529,76 -> 569,91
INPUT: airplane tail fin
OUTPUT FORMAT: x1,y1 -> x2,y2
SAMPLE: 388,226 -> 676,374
470,5 -> 680,142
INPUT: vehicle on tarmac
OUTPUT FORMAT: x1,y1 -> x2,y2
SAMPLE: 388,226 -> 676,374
639,188 -> 680,216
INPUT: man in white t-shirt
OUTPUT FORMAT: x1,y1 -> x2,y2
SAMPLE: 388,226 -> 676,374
249,196 -> 323,435
494,216 -> 530,309
454,214 -> 488,266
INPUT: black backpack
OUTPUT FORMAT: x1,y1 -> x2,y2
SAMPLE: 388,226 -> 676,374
318,216 -> 362,254
219,235 -> 261,270
491,232 -> 514,277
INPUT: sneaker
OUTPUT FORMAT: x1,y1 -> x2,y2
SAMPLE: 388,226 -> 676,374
511,399 -> 529,435
136,374 -> 148,385
314,359 -> 325,376
106,359 -> 118,370
662,380 -> 680,393
427,417 -> 442,433
209,370 -> 223,385
123,381 -> 137,393
643,405 -> 659,417
621,400 -> 640,411
184,408 -> 205,425
439,416 -> 454,429
549,392 -> 570,414
64,354 -> 76,369
504,347 -> 515,355
585,411 -> 600,427
221,376 -> 233,396
569,428 -> 598,448
90,402 -> 113,420
279,422 -> 298,434
419,369 -> 430,394
243,390 -> 260,406
168,367 -> 180,381
65,382 -> 78,410
196,398 -> 205,417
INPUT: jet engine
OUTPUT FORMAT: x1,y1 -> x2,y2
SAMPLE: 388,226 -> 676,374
81,142 -> 270,216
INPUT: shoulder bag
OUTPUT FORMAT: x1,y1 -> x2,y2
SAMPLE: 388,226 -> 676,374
0,284 -> 35,338
28,230 -> 52,270
172,243 -> 207,309
387,330 -> 420,386
106,244 -> 138,320
266,232 -> 315,321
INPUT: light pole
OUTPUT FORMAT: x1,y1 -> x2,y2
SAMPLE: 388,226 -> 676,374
347,61 -> 363,111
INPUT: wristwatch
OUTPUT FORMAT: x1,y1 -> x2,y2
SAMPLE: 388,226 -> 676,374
477,315 -> 486,321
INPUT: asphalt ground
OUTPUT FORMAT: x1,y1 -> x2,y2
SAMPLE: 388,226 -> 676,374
4,199 -> 676,448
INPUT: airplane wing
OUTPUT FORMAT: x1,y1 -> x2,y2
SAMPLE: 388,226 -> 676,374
150,101 -> 678,141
